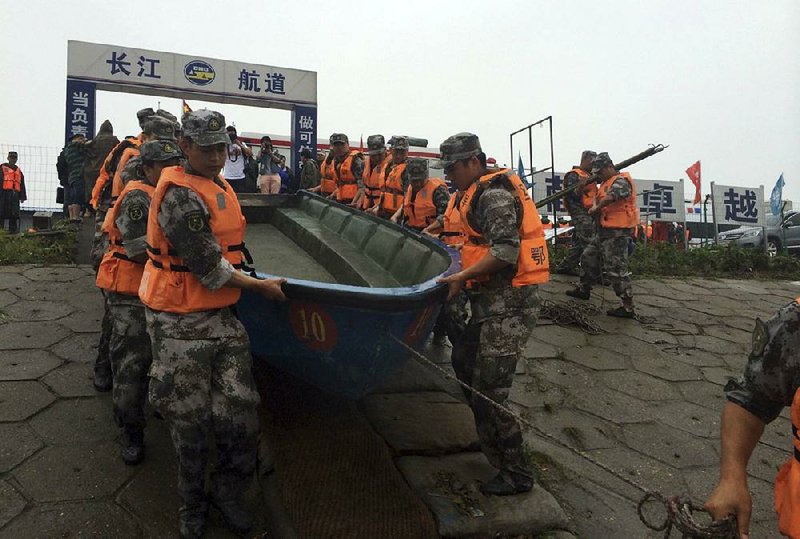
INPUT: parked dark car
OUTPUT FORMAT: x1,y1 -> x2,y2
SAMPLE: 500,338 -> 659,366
717,210 -> 800,256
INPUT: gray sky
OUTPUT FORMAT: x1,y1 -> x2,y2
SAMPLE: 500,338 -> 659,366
1,0 -> 798,203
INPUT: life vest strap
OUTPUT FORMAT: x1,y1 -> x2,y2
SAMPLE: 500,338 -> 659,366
151,260 -> 190,272
468,236 -> 489,245
228,243 -> 254,265
111,251 -> 143,264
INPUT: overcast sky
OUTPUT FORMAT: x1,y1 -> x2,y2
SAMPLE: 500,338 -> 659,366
1,0 -> 797,203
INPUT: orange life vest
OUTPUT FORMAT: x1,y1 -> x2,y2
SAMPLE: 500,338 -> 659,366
403,178 -> 447,230
458,169 -> 550,288
440,193 -> 466,246
1,165 -> 22,192
91,136 -> 141,209
571,167 -> 597,210
597,172 -> 639,229
95,181 -> 155,296
112,146 -> 141,201
775,384 -> 800,537
334,151 -> 362,203
362,152 -> 391,210
381,161 -> 407,214
320,158 -> 336,196
138,167 -> 246,313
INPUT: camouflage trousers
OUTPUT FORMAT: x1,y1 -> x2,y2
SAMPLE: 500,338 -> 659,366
557,212 -> 595,272
147,320 -> 261,505
90,209 -> 108,271
440,290 -> 469,343
93,211 -> 112,382
451,285 -> 540,479
580,233 -> 634,307
95,292 -> 112,382
108,301 -> 151,429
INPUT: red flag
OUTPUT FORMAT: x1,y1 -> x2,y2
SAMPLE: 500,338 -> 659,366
686,160 -> 701,204
359,134 -> 364,153
182,99 -> 192,115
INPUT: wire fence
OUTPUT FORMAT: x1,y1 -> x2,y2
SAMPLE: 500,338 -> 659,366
1,144 -> 63,212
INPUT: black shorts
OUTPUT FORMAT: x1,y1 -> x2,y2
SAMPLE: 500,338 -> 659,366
66,180 -> 85,205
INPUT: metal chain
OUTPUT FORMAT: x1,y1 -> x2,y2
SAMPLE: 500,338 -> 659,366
390,335 -> 739,538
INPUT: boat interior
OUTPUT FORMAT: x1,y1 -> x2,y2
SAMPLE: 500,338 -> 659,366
240,194 -> 452,288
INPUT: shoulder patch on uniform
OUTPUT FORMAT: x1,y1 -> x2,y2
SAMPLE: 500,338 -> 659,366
751,318 -> 768,357
126,203 -> 145,222
186,212 -> 206,232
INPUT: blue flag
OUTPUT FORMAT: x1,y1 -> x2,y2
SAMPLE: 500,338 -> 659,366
518,153 -> 530,188
770,173 -> 785,216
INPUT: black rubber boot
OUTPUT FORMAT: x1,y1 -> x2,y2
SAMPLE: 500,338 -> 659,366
565,287 -> 591,300
479,471 -> 534,496
121,426 -> 145,466
178,503 -> 208,539
211,497 -> 253,537
606,306 -> 635,318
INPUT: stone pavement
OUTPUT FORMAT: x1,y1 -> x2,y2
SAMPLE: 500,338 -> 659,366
0,264 -> 797,538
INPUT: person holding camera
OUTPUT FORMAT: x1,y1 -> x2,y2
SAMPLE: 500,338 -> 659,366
223,126 -> 252,193
256,136 -> 282,194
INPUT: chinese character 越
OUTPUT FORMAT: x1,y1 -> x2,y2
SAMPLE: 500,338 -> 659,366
723,188 -> 759,223
265,72 -> 286,95
530,246 -> 546,265
136,56 -> 161,79
238,69 -> 261,92
641,183 -> 676,219
106,51 -> 131,76
298,115 -> 314,130
545,175 -> 563,213
72,92 -> 89,108
70,125 -> 89,136
71,108 -> 88,124
299,132 -> 313,144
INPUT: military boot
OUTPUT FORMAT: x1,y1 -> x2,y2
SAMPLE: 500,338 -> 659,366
121,426 -> 145,465
565,287 -> 591,300
210,497 -> 253,537
93,359 -> 112,392
606,306 -> 635,318
178,503 -> 208,539
479,471 -> 534,496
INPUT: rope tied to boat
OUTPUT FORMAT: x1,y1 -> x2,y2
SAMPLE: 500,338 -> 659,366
539,299 -> 606,335
390,335 -> 739,538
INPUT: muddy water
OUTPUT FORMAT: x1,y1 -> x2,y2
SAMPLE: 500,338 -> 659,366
245,223 -> 337,283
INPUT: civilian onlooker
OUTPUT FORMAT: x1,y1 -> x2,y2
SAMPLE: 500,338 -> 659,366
82,120 -> 119,217
278,155 -> 295,193
0,151 -> 26,233
223,125 -> 252,193
299,149 -> 320,190
257,136 -> 282,194
63,134 -> 87,223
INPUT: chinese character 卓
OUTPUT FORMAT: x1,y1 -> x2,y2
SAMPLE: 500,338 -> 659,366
106,51 -> 131,76
265,72 -> 286,95
641,183 -> 676,219
72,92 -> 89,108
71,108 -> 88,124
136,56 -> 161,79
545,175 -> 563,213
723,188 -> 759,223
238,69 -> 261,92
298,115 -> 314,130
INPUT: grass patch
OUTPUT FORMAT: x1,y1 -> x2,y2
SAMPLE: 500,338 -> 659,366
0,223 -> 76,265
549,241 -> 800,280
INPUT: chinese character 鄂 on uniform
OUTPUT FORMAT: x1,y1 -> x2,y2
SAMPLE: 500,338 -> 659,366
723,188 -> 759,224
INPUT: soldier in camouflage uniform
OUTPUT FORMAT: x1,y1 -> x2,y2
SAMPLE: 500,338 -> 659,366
566,152 -> 636,317
99,128 -> 182,465
437,133 -> 543,496
143,110 -> 286,539
704,300 -> 800,538
554,150 -> 597,276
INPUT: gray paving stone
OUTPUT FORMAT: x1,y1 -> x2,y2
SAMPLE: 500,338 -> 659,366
41,362 -> 105,398
685,302 -> 735,318
587,446 -> 688,496
29,397 -> 117,445
723,316 -> 757,333
0,479 -> 26,529
748,442 -> 791,484
0,500 -> 142,538
701,324 -> 753,345
687,335 -> 742,355
396,452 -> 569,538
635,294 -> 683,309
562,344 -> 630,371
625,325 -> 679,345
13,442 -> 135,502
675,380 -> 728,411
362,392 -> 479,455
524,407 -> 620,451
0,289 -> 18,308
0,381 -> 55,421
0,272 -> 30,290
597,370 -> 680,401
573,386 -> 654,424
3,300 -> 74,322
6,279 -> 78,302
63,290 -> 105,316
527,359 -> 596,393
22,266 -> 87,282
759,415 -> 793,453
590,333 -> 664,359
0,349 -> 62,381
650,401 -> 720,438
523,338 -> 561,360
0,321 -> 69,350
57,311 -> 105,333
531,325 -> 588,348
664,281 -> 719,296
664,346 -> 727,368
631,354 -> 703,382
0,423 -> 43,473
49,332 -> 100,363
621,422 -> 718,469
700,366 -> 738,387
662,307 -> 720,327
510,373 -> 569,411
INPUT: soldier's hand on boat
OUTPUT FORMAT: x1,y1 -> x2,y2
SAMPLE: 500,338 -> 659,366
703,479 -> 751,539
437,273 -> 465,300
257,278 -> 287,301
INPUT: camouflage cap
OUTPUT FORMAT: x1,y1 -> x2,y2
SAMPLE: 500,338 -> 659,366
139,139 -> 182,162
581,150 -> 597,161
406,158 -> 429,182
155,109 -> 178,125
591,152 -> 614,172
367,134 -> 386,155
181,110 -> 228,146
329,133 -> 349,145
136,108 -> 156,128
392,136 -> 409,151
120,156 -> 144,184
439,132 -> 482,169
142,116 -> 177,140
